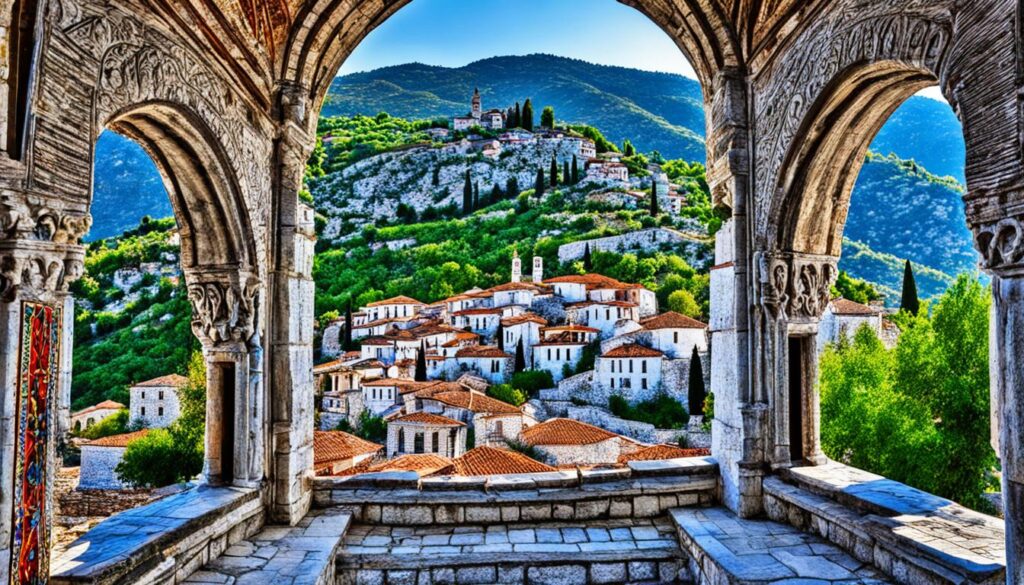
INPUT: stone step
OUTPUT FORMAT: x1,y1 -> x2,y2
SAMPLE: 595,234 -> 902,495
670,507 -> 893,585
336,516 -> 690,584
183,508 -> 353,585
766,465 -> 1006,585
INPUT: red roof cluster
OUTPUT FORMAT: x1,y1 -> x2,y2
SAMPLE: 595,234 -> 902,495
433,446 -> 555,476
313,431 -> 383,465
134,374 -> 188,388
641,311 -> 707,330
601,344 -> 663,358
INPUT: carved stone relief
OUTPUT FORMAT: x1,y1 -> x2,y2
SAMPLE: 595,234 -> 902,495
757,251 -> 837,324
186,269 -> 261,349
974,215 -> 1024,277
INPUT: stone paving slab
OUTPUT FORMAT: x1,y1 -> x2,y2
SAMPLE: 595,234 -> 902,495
184,508 -> 352,585
671,507 -> 893,584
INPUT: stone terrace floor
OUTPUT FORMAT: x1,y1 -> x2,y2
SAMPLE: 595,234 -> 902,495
672,507 -> 893,584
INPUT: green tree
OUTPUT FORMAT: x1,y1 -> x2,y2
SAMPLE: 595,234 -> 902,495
513,102 -> 521,128
832,270 -> 881,305
649,181 -> 660,215
668,289 -> 701,318
79,409 -> 132,439
571,155 -> 579,183
541,106 -> 555,128
505,176 -> 519,198
900,260 -> 920,315
356,410 -> 386,443
550,156 -> 558,187
687,346 -> 706,414
473,182 -> 480,211
490,184 -> 503,204
463,169 -> 473,215
514,338 -> 527,373
487,383 -> 528,407
415,341 -> 427,381
582,243 -> 592,271
522,99 -> 534,131
535,168 -> 546,198
623,139 -> 636,157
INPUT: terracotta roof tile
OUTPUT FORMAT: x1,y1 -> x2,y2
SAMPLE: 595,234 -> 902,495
452,308 -> 504,316
618,444 -> 711,462
544,273 -> 635,290
73,400 -> 126,417
542,324 -> 600,333
366,296 -> 424,307
601,344 -> 663,358
434,446 -> 556,476
641,311 -> 707,330
427,390 -> 520,414
501,314 -> 548,327
830,297 -> 881,316
391,412 -> 465,426
366,454 -> 452,475
134,374 -> 188,388
455,346 -> 512,359
522,418 -> 618,446
313,431 -> 382,465
86,429 -> 150,448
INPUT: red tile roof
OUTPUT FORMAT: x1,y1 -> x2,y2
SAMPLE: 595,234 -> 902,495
313,431 -> 382,465
452,308 -> 504,316
134,374 -> 188,388
427,390 -> 521,414
487,282 -> 549,293
366,296 -> 424,307
73,400 -> 126,417
618,444 -> 711,462
641,311 -> 707,330
542,324 -> 600,333
501,314 -> 549,327
361,336 -> 393,346
601,344 -> 663,358
544,274 -> 636,290
522,418 -> 619,446
391,412 -> 465,426
366,454 -> 452,475
455,346 -> 512,359
86,429 -> 150,448
830,298 -> 881,316
434,446 -> 556,476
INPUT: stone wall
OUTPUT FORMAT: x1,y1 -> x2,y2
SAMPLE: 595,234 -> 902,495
77,446 -> 129,490
536,438 -> 620,466
321,322 -> 343,358
557,228 -> 705,264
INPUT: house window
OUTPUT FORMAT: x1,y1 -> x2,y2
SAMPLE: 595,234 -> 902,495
629,360 -> 634,373
610,378 -> 615,389
414,432 -> 424,454
159,390 -> 164,400
158,406 -> 164,416
141,407 -> 146,416
448,429 -> 457,457
642,360 -> 647,373
495,420 -> 504,436
641,378 -> 648,390
490,360 -> 499,373
674,331 -> 679,343
432,431 -> 440,453
547,349 -> 551,360
606,309 -> 610,320
141,391 -> 146,399
398,428 -> 405,453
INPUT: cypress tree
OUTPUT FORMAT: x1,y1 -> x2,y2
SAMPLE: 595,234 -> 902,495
650,180 -> 660,216
463,169 -> 473,215
432,166 -> 441,186
506,176 -> 519,198
550,156 -> 559,187
514,338 -> 526,373
343,299 -> 353,350
900,260 -> 920,315
687,346 -> 706,415
582,243 -> 592,271
535,167 -> 546,198
563,161 -> 570,185
541,106 -> 555,128
490,184 -> 503,204
513,102 -> 521,128
522,99 -> 534,131
571,155 -> 579,183
623,139 -> 636,157
496,322 -> 505,350
415,341 -> 427,381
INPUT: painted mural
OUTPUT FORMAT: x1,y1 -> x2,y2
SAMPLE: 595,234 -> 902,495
10,302 -> 61,585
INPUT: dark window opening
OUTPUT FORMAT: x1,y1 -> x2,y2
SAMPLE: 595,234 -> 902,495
6,0 -> 38,158
219,362 -> 236,483
788,337 -> 804,463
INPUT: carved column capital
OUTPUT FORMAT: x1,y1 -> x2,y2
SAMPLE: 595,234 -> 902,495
756,251 -> 837,323
973,214 -> 1024,278
185,267 -> 261,350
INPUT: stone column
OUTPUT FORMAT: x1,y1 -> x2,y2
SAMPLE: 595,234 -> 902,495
0,199 -> 88,585
974,215 -> 1024,583
266,85 -> 318,525
185,267 -> 265,488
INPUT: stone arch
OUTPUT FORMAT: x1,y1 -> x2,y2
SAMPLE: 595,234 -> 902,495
278,0 -> 741,131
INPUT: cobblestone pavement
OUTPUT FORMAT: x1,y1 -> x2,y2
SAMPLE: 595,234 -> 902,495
184,508 -> 352,585
341,516 -> 679,557
672,507 -> 894,584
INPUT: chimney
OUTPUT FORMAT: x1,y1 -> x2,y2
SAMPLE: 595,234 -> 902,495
511,250 -> 522,283
532,256 -> 543,283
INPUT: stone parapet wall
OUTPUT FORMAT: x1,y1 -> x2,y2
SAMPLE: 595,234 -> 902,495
314,458 -> 718,526
556,228 -> 704,264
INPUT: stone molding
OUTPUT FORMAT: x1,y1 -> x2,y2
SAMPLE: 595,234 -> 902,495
0,195 -> 89,302
756,251 -> 837,323
185,268 -> 261,349
973,214 -> 1024,277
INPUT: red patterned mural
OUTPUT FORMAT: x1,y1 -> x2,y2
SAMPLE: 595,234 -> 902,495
10,302 -> 61,585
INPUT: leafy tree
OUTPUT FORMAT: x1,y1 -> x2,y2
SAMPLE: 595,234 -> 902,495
415,341 -> 427,381
514,338 -> 527,372
623,139 -> 636,157
649,180 -> 660,216
355,410 -> 387,443
79,409 -> 132,439
550,156 -> 558,187
609,393 -> 689,429
832,271 -> 881,305
463,170 -> 473,215
541,106 -> 555,128
582,243 -> 592,271
668,289 -> 701,318
473,182 -> 480,211
510,369 -> 554,396
534,168 -> 546,198
490,184 -> 503,204
487,383 -> 528,407
687,346 -> 706,414
522,99 -> 534,131
571,155 -> 579,183
900,260 -> 920,315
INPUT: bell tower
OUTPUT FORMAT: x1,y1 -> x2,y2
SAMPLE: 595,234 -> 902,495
511,249 -> 522,282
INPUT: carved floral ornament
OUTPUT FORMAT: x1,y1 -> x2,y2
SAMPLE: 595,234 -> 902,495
186,271 -> 261,348
974,216 -> 1024,277
0,195 -> 90,302
756,251 -> 838,322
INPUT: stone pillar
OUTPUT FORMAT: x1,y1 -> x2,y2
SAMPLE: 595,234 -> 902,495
0,200 -> 88,585
266,85 -> 318,524
185,267 -> 265,488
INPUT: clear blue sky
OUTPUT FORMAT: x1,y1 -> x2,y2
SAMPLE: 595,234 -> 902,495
338,0 -> 946,103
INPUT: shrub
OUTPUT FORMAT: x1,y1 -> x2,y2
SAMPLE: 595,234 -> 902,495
487,384 -> 528,407
116,423 -> 203,488
356,410 -> 386,443
510,370 -> 554,396
79,409 -> 131,439
609,392 -> 690,429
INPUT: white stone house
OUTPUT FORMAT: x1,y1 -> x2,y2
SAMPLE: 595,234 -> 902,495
640,311 -> 709,358
360,337 -> 397,363
387,412 -> 466,458
71,400 -> 125,433
474,412 -> 526,447
360,378 -> 403,416
78,430 -> 150,490
129,374 -> 186,429
453,346 -> 514,384
597,344 -> 664,399
500,314 -> 547,364
521,418 -> 622,466
451,307 -> 505,339
361,295 -> 425,322
569,301 -> 640,338
532,340 -> 589,382
312,430 -> 382,476
418,389 -> 522,428
816,297 -> 886,354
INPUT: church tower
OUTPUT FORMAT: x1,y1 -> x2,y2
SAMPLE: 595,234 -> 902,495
532,256 -> 543,283
511,249 -> 522,282
471,88 -> 482,119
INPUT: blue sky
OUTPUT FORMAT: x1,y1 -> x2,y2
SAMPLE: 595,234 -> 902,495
338,0 -> 946,103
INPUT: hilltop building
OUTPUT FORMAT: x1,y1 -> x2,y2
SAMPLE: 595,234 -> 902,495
453,88 -> 506,131
129,374 -> 187,428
